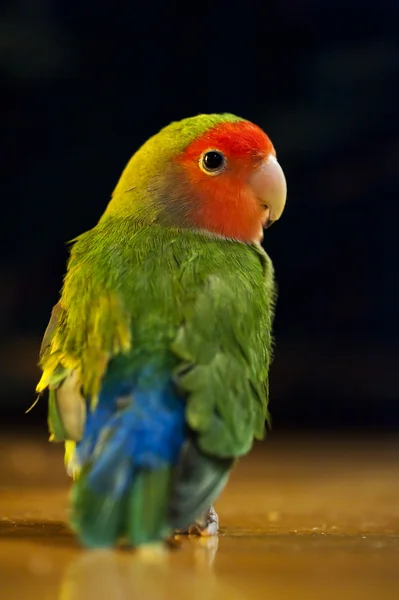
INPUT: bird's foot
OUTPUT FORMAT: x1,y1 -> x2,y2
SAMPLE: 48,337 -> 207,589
188,506 -> 219,537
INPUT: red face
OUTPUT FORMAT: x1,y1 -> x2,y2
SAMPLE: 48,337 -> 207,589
175,121 -> 284,243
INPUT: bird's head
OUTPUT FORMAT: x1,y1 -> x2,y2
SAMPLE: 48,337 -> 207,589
106,114 -> 287,243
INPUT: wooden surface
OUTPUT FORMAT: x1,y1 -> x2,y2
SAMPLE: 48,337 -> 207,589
1,433 -> 399,599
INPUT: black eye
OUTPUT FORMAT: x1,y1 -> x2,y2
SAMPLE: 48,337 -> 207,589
201,150 -> 225,173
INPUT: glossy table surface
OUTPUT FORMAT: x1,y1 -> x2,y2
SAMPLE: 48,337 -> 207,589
1,432 -> 399,599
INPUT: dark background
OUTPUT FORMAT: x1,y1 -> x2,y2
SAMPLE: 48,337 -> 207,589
1,1 -> 399,433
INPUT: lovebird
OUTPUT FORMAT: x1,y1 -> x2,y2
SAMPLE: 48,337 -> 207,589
37,113 -> 287,548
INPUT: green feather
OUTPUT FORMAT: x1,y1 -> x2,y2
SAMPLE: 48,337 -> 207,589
127,468 -> 172,546
70,467 -> 173,547
43,220 -> 275,458
48,389 -> 66,442
69,467 -> 128,547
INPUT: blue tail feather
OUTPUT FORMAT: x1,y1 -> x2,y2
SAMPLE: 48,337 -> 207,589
69,377 -> 186,546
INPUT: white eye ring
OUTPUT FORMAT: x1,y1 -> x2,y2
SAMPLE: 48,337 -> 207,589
199,149 -> 227,175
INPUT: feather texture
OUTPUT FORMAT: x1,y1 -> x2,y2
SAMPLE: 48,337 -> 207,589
40,218 -> 274,447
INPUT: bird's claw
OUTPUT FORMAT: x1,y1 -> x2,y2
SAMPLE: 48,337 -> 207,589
186,506 -> 219,537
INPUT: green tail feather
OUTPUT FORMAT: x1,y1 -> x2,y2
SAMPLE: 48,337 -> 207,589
127,468 -> 172,546
69,467 -> 128,548
69,466 -> 173,548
